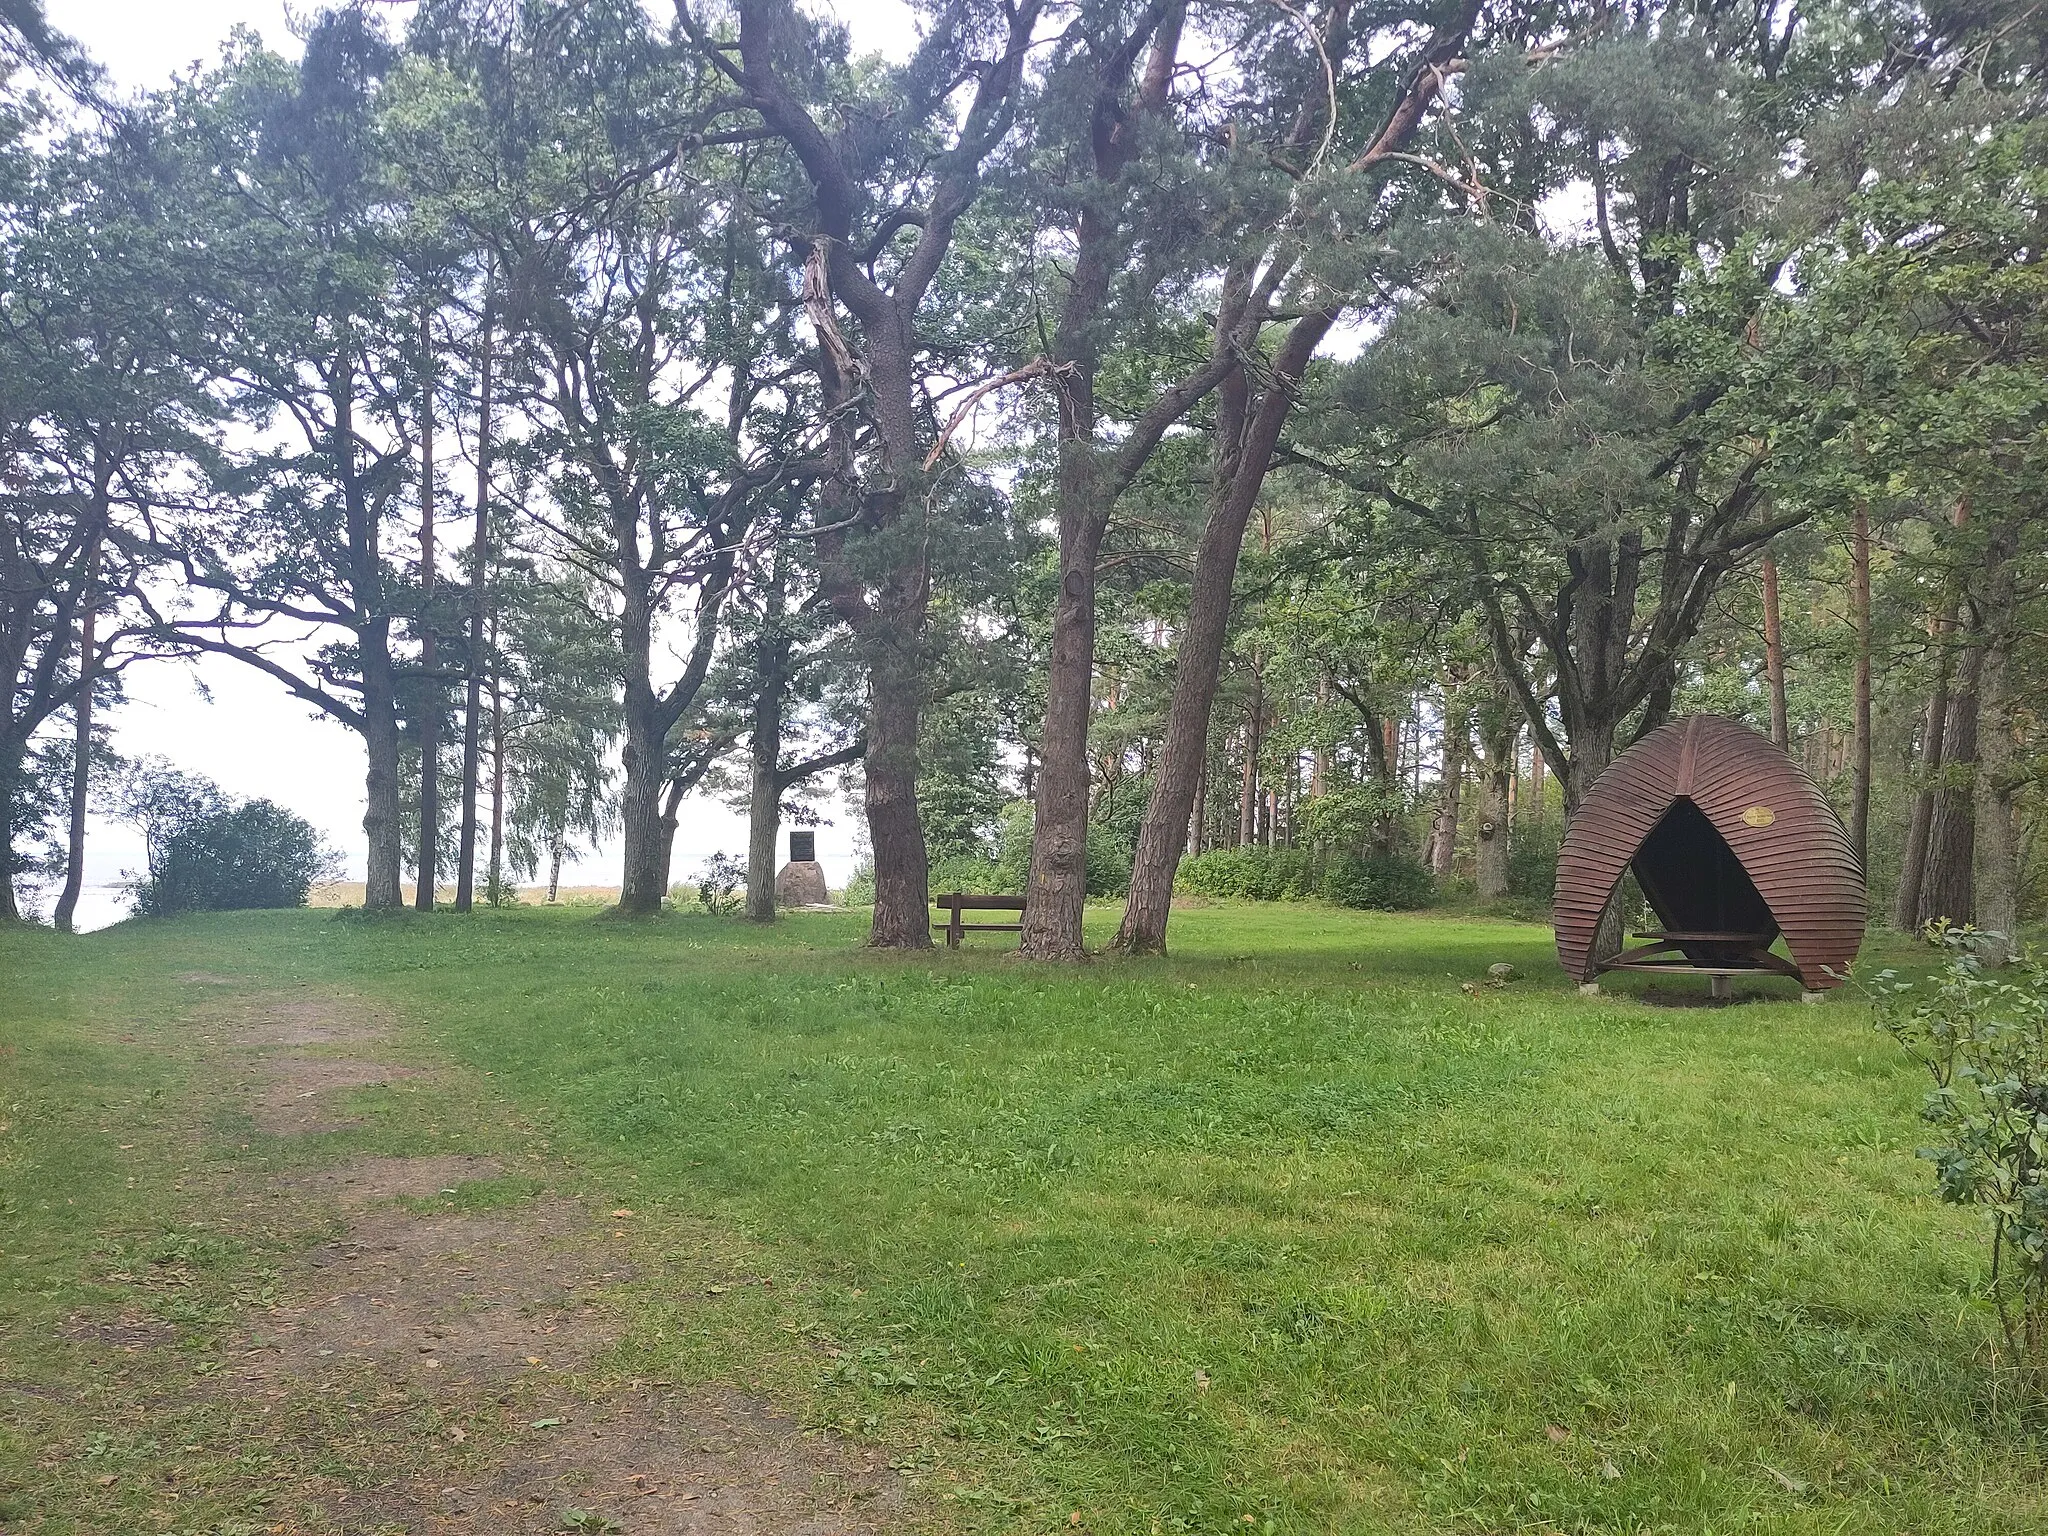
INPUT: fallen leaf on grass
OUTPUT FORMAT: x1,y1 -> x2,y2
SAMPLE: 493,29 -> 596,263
1545,1424 -> 1570,1443
530,1417 -> 563,1430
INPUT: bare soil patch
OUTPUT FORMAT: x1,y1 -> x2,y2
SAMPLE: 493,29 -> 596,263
276,1153 -> 505,1206
249,1055 -> 422,1135
359,1388 -> 902,1534
188,988 -> 907,1533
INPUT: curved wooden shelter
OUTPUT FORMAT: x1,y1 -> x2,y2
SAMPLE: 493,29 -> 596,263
1554,714 -> 1865,993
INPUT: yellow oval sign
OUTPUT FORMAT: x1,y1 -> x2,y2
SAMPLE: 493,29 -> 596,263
1741,805 -> 1776,828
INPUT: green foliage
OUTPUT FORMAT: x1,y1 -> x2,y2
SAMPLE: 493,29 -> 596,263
842,859 -> 874,907
1321,851 -> 1435,912
990,800 -> 1132,899
1871,925 -> 2048,1367
130,800 -> 334,916
1506,823 -> 1562,906
927,852 -> 1016,897
1175,847 -> 1319,902
692,853 -> 744,917
1299,783 -> 1408,854
917,692 -> 1008,863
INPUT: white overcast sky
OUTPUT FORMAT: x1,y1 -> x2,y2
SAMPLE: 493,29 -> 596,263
44,0 -> 915,926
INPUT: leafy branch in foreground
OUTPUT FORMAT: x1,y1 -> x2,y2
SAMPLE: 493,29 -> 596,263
1869,923 -> 2048,1373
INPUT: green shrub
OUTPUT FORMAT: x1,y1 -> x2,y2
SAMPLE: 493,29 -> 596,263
1322,851 -> 1434,911
1175,846 -> 1318,902
1506,823 -> 1561,903
1870,925 -> 2048,1369
131,800 -> 334,916
994,800 -> 1133,897
693,852 -> 745,915
928,852 -> 1017,895
844,860 -> 875,905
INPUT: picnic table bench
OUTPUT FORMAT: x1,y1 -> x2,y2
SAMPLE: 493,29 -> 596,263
1597,929 -> 1799,997
932,892 -> 1026,948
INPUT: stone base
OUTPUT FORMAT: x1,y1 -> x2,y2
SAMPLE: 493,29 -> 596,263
1578,982 -> 1602,997
774,860 -> 830,908
1801,990 -> 1827,1005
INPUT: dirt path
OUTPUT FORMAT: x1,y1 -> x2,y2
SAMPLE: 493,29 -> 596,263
102,986 -> 907,1534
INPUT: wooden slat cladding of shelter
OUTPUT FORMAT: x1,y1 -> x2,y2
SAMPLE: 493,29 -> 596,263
1554,715 -> 1866,990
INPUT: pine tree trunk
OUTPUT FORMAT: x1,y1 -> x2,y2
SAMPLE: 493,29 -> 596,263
1020,443 -> 1107,959
1238,668 -> 1262,848
360,617 -> 405,911
1475,719 -> 1515,901
456,277 -> 491,914
1919,623 -> 1983,928
1850,505 -> 1872,870
617,687 -> 667,917
861,629 -> 932,947
53,531 -> 102,934
0,738 -> 23,921
1894,673 -> 1950,931
1430,703 -> 1465,878
1896,500 -> 1969,929
1973,523 -> 2022,963
1761,553 -> 1789,751
745,642 -> 787,923
487,639 -> 505,904
1115,311 -> 1336,955
415,306 -> 438,911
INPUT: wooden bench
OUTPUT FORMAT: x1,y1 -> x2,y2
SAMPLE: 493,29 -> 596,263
1597,930 -> 1798,997
932,892 -> 1026,948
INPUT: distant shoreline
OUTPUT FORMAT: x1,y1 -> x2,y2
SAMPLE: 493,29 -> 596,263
307,882 -> 624,908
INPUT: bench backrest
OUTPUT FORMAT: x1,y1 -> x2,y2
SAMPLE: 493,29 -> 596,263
935,892 -> 1027,912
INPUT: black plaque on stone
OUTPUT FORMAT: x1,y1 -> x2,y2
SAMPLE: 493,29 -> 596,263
789,830 -> 816,863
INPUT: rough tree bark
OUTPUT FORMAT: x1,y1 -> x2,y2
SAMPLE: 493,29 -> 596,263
1115,0 -> 1481,954
456,280 -> 491,914
1760,552 -> 1789,750
1019,7 -> 1193,959
52,514 -> 105,934
1238,666 -> 1263,848
1849,504 -> 1871,870
1918,617 -> 1982,929
415,304 -> 439,911
1895,500 -> 1970,930
1474,724 -> 1516,900
1430,697 -> 1466,878
1973,519 -> 2023,961
696,0 -> 1044,949
745,613 -> 790,923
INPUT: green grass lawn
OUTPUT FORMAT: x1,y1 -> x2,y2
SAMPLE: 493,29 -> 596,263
4,902 -> 2044,1533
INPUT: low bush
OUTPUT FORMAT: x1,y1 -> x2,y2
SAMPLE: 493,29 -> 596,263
692,852 -> 745,915
843,860 -> 875,905
995,801 -> 1133,897
1175,846 -> 1318,901
1506,823 -> 1561,903
928,852 -> 1017,895
1322,851 -> 1434,911
131,800 -> 334,916
1870,924 -> 2048,1372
